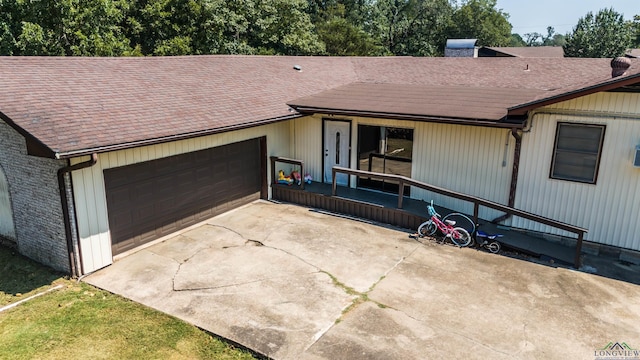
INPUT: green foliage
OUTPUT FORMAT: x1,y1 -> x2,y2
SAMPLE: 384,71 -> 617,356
123,0 -> 200,55
308,0 -> 371,25
563,8 -> 633,58
632,15 -> 640,48
200,0 -> 324,55
446,0 -> 512,47
0,0 -> 132,56
0,0 -> 538,57
253,0 -> 325,55
524,27 -> 565,47
509,33 -> 525,47
0,0 -> 324,56
373,0 -> 453,56
16,22 -> 52,55
315,4 -> 381,55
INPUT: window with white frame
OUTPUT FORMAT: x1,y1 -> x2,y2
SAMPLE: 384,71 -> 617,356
550,122 -> 605,184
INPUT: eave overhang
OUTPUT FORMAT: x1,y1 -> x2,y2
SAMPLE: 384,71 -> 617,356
508,72 -> 640,116
291,106 -> 526,129
2,112 -> 302,160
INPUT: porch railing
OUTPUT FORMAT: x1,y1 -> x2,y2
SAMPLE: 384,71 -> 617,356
331,166 -> 587,269
270,156 -> 305,190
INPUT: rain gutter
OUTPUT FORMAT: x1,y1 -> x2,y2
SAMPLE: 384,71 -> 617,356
57,153 -> 98,277
55,114 -> 302,159
289,107 -> 526,129
492,128 -> 522,224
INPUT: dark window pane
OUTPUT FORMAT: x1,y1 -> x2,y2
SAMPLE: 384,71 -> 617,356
551,123 -> 604,184
357,125 -> 413,194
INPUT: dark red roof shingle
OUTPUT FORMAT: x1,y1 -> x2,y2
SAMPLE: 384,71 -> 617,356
0,56 -> 637,157
288,83 -> 546,120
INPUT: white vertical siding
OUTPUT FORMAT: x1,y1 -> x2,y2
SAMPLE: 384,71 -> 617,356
514,92 -> 640,251
292,115 -> 515,220
70,122 -> 291,273
0,165 -> 16,240
411,122 -> 514,220
291,115 -> 323,182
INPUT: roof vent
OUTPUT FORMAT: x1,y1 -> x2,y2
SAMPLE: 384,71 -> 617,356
293,64 -> 302,71
611,57 -> 631,78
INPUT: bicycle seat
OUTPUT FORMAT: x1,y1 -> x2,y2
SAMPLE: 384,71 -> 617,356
445,220 -> 456,226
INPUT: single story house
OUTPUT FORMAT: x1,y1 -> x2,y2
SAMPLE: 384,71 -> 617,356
1,56 -> 639,276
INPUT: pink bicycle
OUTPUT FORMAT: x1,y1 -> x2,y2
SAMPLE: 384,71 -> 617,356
417,200 -> 472,247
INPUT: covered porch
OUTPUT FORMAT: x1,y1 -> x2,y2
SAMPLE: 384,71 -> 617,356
270,157 -> 586,268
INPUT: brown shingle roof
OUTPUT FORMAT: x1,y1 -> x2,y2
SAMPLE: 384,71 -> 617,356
0,56 -> 638,157
0,56 -> 359,157
288,83 -> 545,121
289,57 -> 639,122
480,46 -> 565,58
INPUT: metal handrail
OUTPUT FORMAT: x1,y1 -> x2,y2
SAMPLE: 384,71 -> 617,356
270,156 -> 305,190
331,166 -> 587,268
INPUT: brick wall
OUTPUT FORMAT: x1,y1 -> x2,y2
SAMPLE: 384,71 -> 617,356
0,122 -> 70,272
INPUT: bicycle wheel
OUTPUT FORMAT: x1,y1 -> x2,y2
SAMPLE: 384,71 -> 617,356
417,220 -> 437,237
487,241 -> 501,254
442,213 -> 475,235
450,227 -> 471,247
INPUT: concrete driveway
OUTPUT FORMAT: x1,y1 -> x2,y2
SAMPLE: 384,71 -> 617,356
84,200 -> 640,359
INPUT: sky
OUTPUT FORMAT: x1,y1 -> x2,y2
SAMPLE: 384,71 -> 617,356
495,0 -> 638,36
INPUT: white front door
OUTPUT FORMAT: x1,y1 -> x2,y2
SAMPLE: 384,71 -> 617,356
324,120 -> 351,185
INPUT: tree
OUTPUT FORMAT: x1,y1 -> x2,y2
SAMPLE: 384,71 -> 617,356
251,0 -> 325,55
564,8 -> 633,58
314,3 -> 381,55
123,0 -> 203,55
372,0 -> 453,56
632,15 -> 640,48
446,0 -> 512,47
122,0 -> 324,56
0,1 -> 18,55
524,27 -> 565,47
307,0 -> 371,26
63,0 -> 133,56
0,0 -> 133,56
508,33 -> 525,47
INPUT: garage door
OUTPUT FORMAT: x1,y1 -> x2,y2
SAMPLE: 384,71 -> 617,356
105,138 -> 264,255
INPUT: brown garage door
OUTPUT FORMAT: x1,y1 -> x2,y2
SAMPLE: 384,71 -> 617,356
105,138 -> 264,255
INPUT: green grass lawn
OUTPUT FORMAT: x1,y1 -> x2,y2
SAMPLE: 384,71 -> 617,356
0,245 -> 255,359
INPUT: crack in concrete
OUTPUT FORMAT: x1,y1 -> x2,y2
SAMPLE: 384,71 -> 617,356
172,271 -> 322,292
145,224 -> 251,292
303,248 -> 418,353
256,243 -> 322,272
155,222 -> 434,355
160,223 -> 324,292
